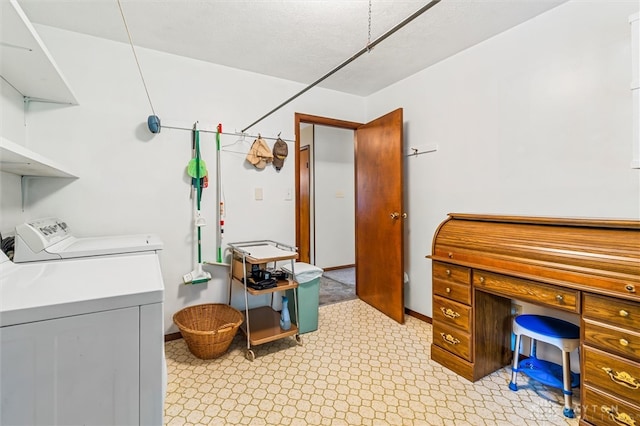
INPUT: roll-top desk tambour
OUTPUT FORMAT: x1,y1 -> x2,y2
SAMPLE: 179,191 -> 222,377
427,213 -> 640,426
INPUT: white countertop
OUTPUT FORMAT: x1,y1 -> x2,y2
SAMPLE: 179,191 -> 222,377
0,252 -> 164,327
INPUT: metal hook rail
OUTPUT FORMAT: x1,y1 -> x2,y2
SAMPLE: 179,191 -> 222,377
161,124 -> 293,143
406,144 -> 438,157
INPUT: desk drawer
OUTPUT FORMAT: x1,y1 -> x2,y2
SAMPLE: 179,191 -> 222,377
433,280 -> 471,305
473,270 -> 579,313
433,321 -> 471,362
433,262 -> 471,304
433,268 -> 471,305
582,385 -> 640,426
584,293 -> 640,329
433,262 -> 470,285
584,346 -> 640,405
584,319 -> 640,362
433,295 -> 472,332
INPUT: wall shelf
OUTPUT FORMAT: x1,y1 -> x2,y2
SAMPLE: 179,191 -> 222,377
0,137 -> 77,178
1,0 -> 78,105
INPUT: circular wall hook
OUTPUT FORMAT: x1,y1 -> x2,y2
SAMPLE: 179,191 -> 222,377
147,115 -> 161,134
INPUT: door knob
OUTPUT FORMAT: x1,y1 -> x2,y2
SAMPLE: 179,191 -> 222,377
390,212 -> 400,219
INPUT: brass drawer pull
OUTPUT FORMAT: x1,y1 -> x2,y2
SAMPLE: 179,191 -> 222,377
440,333 -> 460,345
448,252 -> 453,259
625,284 -> 636,294
620,338 -> 629,347
602,367 -> 640,390
445,287 -> 451,294
440,307 -> 461,319
555,294 -> 564,303
620,310 -> 630,317
600,405 -> 636,426
446,269 -> 451,276
479,277 -> 485,284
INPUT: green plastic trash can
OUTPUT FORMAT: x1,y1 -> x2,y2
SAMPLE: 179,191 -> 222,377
283,262 -> 323,334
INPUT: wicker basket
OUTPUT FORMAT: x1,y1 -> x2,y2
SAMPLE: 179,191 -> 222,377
173,303 -> 244,360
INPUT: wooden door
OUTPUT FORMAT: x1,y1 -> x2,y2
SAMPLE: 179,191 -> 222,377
294,111 -> 404,323
355,108 -> 405,323
299,146 -> 311,264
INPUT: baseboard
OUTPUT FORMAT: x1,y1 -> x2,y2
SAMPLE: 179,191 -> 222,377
405,308 -> 432,324
322,264 -> 355,272
164,332 -> 182,342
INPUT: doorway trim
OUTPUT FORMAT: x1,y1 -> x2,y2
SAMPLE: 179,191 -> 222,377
294,113 -> 363,259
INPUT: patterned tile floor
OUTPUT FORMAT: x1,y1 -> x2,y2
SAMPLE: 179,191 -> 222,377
164,299 -> 580,425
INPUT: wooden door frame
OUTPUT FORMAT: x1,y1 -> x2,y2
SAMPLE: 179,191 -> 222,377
294,113 -> 363,261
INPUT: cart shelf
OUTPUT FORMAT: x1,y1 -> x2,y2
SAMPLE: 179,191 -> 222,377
232,278 -> 298,296
239,306 -> 299,346
229,241 -> 298,264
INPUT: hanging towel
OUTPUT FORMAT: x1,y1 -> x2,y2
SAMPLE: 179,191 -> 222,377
246,137 -> 273,169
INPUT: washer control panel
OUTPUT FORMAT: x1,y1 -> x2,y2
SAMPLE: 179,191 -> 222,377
16,218 -> 71,252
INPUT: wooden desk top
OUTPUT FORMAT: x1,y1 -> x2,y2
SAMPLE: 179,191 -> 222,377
428,213 -> 640,302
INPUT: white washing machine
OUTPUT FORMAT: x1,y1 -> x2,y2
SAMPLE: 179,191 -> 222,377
1,218 -> 165,426
12,217 -> 163,263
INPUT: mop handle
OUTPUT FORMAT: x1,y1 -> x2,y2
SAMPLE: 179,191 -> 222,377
195,128 -> 203,264
216,123 -> 223,263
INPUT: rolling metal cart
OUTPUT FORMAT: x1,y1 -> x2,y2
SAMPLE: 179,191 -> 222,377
227,240 -> 301,361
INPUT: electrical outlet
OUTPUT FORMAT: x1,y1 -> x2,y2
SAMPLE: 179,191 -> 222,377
511,304 -> 523,316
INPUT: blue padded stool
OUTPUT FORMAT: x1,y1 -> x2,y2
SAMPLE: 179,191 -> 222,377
509,314 -> 580,418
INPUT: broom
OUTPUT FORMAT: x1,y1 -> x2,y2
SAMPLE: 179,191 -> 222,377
183,123 -> 211,285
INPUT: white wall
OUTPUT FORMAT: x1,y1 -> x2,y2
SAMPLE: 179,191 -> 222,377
0,81 -> 29,236
367,0 -> 640,318
2,25 -> 365,334
314,125 -> 355,268
1,80 -> 26,145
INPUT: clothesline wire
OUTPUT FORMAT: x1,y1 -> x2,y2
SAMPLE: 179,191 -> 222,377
117,0 -> 156,117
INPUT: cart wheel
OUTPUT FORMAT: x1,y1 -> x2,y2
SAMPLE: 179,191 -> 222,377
245,349 -> 255,361
295,334 -> 303,345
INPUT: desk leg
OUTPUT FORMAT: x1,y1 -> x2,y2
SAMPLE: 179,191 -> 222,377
474,290 -> 512,380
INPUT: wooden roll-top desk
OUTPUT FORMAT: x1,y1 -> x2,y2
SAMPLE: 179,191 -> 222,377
428,213 -> 639,426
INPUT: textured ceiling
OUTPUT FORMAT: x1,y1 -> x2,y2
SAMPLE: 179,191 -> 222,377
18,0 -> 569,96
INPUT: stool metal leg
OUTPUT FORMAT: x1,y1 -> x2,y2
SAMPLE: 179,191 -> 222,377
561,350 -> 575,418
509,333 -> 522,391
531,338 -> 537,359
